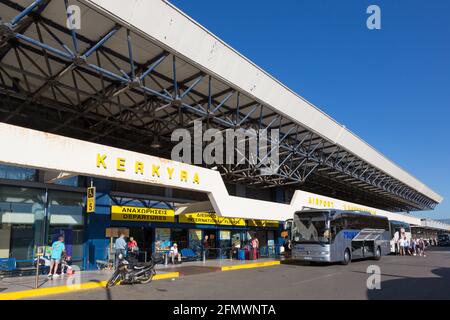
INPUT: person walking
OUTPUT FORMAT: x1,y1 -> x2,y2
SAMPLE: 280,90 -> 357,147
47,236 -> 65,278
420,238 -> 427,258
114,233 -> 127,267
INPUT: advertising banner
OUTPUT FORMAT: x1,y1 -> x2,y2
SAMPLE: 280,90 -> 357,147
155,228 -> 171,250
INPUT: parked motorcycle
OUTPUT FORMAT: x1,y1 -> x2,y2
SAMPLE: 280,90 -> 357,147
106,253 -> 157,288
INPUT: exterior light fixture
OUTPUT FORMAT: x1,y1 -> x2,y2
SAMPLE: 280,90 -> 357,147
150,136 -> 161,148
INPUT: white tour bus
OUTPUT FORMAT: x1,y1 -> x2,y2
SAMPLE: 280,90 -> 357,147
287,209 -> 391,265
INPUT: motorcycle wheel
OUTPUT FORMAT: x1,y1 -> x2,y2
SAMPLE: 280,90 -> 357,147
139,268 -> 156,284
106,270 -> 122,288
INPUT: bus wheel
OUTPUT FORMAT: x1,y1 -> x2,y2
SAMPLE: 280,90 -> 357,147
374,246 -> 381,261
342,249 -> 351,265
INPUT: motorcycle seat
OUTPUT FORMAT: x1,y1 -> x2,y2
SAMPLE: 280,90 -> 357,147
133,263 -> 152,270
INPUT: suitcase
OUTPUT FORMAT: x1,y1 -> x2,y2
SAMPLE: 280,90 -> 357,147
252,248 -> 257,260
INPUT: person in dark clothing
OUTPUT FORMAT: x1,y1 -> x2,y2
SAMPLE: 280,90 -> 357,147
283,236 -> 292,258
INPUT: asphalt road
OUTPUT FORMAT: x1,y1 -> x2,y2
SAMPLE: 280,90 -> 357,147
32,247 -> 450,300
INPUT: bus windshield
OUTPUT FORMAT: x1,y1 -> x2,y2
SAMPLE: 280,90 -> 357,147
438,234 -> 449,241
293,211 -> 330,244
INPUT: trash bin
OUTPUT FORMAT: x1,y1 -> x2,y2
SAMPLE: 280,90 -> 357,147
238,249 -> 246,260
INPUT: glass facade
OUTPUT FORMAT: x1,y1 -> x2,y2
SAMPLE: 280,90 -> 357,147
0,165 -> 37,182
0,186 -> 46,266
47,191 -> 85,267
0,184 -> 84,268
0,165 -> 282,273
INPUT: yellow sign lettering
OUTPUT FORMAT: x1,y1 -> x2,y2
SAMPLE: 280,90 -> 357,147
135,161 -> 144,175
180,170 -> 188,182
116,158 -> 126,172
167,167 -> 174,179
193,173 -> 200,184
111,205 -> 175,222
97,154 -> 107,169
152,165 -> 160,178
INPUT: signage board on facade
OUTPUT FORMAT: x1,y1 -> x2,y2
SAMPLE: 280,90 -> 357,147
111,206 -> 175,222
179,212 -> 246,226
220,230 -> 231,240
86,187 -> 96,213
247,219 -> 280,228
105,228 -> 129,238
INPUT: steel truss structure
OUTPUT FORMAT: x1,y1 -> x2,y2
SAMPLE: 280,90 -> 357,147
0,0 -> 438,211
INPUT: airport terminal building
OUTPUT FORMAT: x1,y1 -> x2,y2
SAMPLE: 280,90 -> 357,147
0,0 -> 447,272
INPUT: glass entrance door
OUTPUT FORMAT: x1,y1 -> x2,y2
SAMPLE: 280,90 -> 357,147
204,230 -> 217,259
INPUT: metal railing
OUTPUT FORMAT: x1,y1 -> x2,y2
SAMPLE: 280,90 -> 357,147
199,246 -> 282,262
202,248 -> 232,262
258,245 -> 281,258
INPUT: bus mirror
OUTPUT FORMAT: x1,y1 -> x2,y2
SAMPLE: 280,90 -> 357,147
284,219 -> 293,230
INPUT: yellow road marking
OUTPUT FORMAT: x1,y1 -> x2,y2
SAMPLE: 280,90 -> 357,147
221,260 -> 280,271
0,272 -> 179,300
1,261 -> 281,300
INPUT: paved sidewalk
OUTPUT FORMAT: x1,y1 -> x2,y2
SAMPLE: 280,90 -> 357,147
0,258 -> 280,299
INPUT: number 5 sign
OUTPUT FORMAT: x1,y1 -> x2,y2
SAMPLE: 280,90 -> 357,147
87,186 -> 96,213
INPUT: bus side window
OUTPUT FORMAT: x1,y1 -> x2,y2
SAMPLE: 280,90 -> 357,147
331,217 -> 344,241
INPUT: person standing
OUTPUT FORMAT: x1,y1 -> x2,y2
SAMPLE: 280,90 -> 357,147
417,238 -> 423,256
127,236 -> 138,264
393,230 -> 400,255
411,237 -> 417,256
202,235 -> 209,260
404,237 -> 410,256
254,237 -> 259,259
128,236 -> 138,251
114,233 -> 127,267
250,236 -> 258,260
47,236 -> 65,278
399,236 -> 405,256
283,236 -> 292,258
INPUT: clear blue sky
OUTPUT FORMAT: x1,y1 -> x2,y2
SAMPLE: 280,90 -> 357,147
169,0 -> 450,219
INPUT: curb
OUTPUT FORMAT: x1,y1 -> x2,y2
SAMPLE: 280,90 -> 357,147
0,272 -> 179,300
0,260 -> 281,300
221,260 -> 280,271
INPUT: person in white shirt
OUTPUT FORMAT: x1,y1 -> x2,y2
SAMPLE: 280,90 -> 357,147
169,243 -> 181,264
399,237 -> 406,256
404,237 -> 410,255
393,231 -> 400,255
